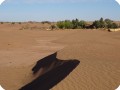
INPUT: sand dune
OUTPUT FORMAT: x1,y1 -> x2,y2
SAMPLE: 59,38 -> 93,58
20,52 -> 80,90
0,24 -> 120,90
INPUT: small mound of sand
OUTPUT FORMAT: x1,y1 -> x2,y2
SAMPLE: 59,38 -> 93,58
20,52 -> 79,90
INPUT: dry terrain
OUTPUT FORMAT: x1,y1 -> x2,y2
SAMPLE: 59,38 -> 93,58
0,23 -> 120,90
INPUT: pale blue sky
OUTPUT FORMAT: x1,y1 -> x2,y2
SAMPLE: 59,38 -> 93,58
0,0 -> 120,22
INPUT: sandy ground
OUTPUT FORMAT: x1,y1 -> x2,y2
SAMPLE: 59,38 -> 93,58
0,23 -> 120,90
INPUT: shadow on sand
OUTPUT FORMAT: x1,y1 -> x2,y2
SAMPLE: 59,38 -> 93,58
19,52 -> 80,90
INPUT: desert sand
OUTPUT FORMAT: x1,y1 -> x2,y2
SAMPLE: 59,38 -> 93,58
0,23 -> 120,90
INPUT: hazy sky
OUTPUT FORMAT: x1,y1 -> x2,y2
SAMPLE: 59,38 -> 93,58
0,0 -> 120,21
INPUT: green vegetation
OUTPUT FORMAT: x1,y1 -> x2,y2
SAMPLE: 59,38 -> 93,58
92,18 -> 105,28
92,18 -> 119,29
50,25 -> 57,30
57,19 -> 86,29
56,18 -> 119,29
11,22 -> 15,25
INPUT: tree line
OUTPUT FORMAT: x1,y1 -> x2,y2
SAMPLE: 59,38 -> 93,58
56,18 -> 119,29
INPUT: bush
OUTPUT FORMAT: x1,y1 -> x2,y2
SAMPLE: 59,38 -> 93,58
57,20 -> 73,29
18,22 -> 21,24
72,19 -> 79,29
104,19 -> 118,29
0,22 -> 3,24
104,19 -> 113,28
41,21 -> 51,24
57,19 -> 87,29
78,20 -> 86,29
99,18 -> 105,28
92,20 -> 101,28
57,21 -> 65,29
11,22 -> 15,25
50,25 -> 57,30
92,18 -> 105,28
111,23 -> 119,29
64,20 -> 73,29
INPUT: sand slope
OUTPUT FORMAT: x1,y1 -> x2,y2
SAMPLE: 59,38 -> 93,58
0,26 -> 120,90
53,30 -> 120,90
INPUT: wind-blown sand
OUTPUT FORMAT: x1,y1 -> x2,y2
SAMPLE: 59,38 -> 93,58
0,24 -> 120,90
53,30 -> 120,90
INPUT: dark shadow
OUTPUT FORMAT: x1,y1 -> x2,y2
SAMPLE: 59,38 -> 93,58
108,29 -> 111,32
19,52 -> 80,90
32,52 -> 57,74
